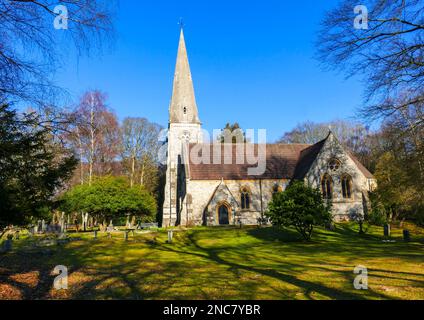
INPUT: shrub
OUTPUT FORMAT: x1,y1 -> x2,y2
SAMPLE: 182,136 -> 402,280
367,208 -> 387,226
60,176 -> 157,224
266,181 -> 332,240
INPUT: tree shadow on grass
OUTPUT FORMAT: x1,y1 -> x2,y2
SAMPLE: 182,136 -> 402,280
2,227 -> 423,300
152,231 -> 393,300
0,249 -> 58,299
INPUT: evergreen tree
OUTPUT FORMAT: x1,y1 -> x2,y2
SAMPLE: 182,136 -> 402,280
0,104 -> 77,232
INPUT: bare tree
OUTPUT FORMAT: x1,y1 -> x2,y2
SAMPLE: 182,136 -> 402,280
121,117 -> 162,191
0,0 -> 116,107
66,90 -> 120,185
317,0 -> 424,124
278,120 -> 370,150
121,118 -> 148,187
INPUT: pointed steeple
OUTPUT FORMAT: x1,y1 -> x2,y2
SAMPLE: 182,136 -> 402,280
169,28 -> 200,124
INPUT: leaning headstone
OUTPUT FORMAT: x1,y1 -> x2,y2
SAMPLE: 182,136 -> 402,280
58,232 -> 67,239
384,224 -> 390,237
403,229 -> 411,242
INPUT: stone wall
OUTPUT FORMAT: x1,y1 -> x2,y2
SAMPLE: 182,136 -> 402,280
162,122 -> 202,227
169,133 -> 376,226
304,133 -> 375,221
185,178 -> 289,226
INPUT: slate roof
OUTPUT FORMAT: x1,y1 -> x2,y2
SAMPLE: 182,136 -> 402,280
187,137 -> 374,180
188,143 -> 311,180
292,139 -> 326,179
347,151 -> 374,178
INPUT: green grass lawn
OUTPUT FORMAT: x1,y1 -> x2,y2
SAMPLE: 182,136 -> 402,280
1,223 -> 423,300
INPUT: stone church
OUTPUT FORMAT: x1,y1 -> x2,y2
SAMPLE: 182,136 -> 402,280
162,29 -> 377,227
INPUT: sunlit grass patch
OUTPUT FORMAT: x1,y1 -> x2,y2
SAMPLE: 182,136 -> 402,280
1,223 -> 423,300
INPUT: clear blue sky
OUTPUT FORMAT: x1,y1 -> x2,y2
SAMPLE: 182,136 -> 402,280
55,0 -> 364,142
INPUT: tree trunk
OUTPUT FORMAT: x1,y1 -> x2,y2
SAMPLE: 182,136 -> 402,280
130,152 -> 135,188
76,126 -> 84,185
89,93 -> 95,186
140,160 -> 145,186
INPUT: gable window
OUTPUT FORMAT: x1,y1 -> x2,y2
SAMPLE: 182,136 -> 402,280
321,174 -> 333,199
341,174 -> 353,199
328,158 -> 341,171
241,187 -> 250,210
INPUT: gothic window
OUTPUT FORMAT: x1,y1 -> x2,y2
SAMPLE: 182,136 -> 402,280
328,158 -> 341,171
341,174 -> 353,199
321,174 -> 333,199
241,187 -> 251,210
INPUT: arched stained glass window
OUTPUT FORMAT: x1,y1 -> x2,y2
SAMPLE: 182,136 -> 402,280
341,174 -> 353,199
321,174 -> 333,199
241,187 -> 250,210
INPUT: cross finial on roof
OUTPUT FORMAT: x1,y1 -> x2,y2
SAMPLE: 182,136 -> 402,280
178,17 -> 184,30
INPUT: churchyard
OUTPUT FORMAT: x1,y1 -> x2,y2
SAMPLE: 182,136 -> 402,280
1,223 -> 423,300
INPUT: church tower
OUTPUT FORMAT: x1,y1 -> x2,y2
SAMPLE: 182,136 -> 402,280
162,28 -> 202,227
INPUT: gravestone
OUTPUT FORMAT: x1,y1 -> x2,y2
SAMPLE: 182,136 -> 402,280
384,224 -> 390,237
82,212 -> 89,231
167,229 -> 173,243
106,226 -> 113,238
60,212 -> 66,233
124,231 -> 129,241
2,239 -> 12,252
41,220 -> 46,233
93,230 -> 98,239
58,232 -> 67,239
38,239 -> 57,247
37,220 -> 42,233
403,229 -> 411,242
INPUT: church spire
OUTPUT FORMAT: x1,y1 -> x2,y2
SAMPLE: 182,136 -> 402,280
169,28 -> 200,124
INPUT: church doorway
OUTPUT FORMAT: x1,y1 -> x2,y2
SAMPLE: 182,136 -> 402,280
217,203 -> 230,225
